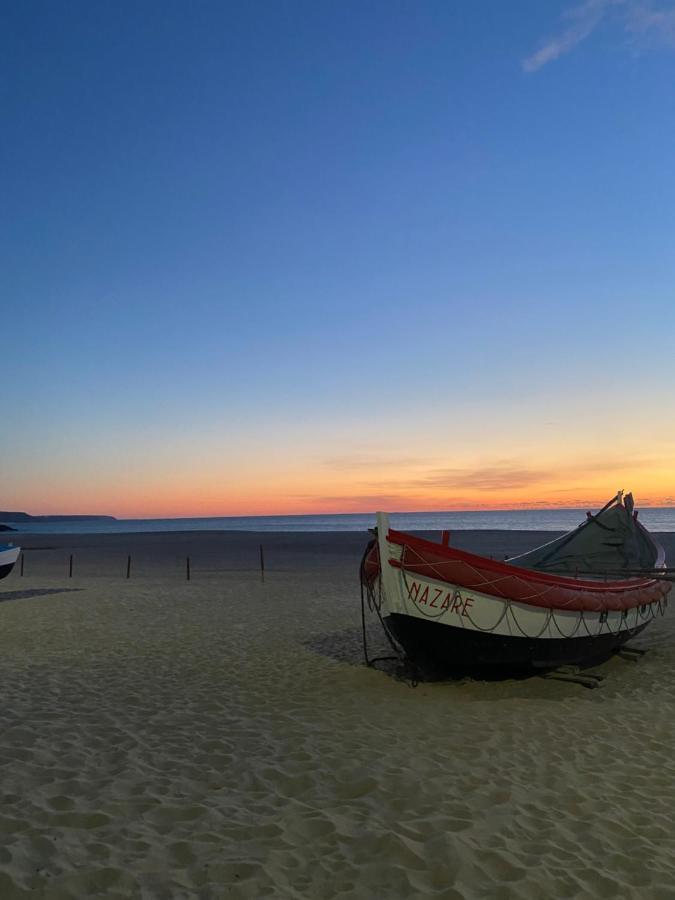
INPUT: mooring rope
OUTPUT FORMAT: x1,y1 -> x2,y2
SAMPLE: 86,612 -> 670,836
359,540 -> 403,670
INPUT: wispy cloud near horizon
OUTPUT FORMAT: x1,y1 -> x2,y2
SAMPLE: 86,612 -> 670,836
523,0 -> 675,72
290,455 -> 666,515
411,463 -> 552,492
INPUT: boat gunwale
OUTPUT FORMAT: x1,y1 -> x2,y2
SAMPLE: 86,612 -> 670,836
0,545 -> 20,559
386,528 -> 663,594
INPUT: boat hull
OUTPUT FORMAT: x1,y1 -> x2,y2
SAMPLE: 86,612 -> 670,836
362,508 -> 671,678
386,612 -> 647,677
0,546 -> 20,581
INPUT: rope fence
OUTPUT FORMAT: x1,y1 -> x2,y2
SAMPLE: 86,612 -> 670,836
12,546 -> 270,582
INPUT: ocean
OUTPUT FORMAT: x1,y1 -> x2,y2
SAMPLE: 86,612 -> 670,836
6,507 -> 675,534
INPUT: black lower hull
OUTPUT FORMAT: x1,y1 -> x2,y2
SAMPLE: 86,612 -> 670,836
0,562 -> 16,580
386,613 -> 648,678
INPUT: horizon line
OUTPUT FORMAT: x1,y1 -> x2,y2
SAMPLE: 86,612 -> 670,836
9,502 -> 675,520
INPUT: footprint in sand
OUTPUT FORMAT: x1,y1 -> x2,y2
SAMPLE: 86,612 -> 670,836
169,841 -> 196,867
47,795 -> 74,811
47,811 -> 112,829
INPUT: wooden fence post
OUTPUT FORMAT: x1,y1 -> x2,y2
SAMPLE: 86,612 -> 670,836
69,554 -> 73,578
186,556 -> 191,581
126,555 -> 131,579
259,544 -> 265,582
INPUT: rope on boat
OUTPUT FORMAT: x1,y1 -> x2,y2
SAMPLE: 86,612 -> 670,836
402,541 -> 668,639
508,604 -> 553,640
389,537 -> 675,620
548,607 -> 585,640
359,540 -> 405,671
360,538 -> 669,657
399,548 -> 511,634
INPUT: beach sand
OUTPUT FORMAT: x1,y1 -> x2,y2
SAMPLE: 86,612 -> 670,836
1,530 -> 675,898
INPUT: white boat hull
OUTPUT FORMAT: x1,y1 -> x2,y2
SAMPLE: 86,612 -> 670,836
369,513 -> 665,675
0,545 -> 20,580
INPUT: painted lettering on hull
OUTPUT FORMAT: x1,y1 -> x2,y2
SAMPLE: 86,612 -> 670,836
406,580 -> 474,618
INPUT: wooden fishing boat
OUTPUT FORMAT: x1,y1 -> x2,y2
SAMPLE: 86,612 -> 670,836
0,544 -> 20,580
360,493 -> 671,675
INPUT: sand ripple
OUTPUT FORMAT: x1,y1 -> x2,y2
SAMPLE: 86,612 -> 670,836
0,571 -> 674,896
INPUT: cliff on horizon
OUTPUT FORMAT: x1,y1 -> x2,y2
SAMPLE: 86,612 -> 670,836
0,512 -> 117,522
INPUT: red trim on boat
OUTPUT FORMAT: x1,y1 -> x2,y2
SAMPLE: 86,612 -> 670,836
388,530 -> 648,590
382,530 -> 670,613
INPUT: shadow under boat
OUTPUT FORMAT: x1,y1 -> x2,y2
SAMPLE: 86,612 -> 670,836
0,588 -> 83,603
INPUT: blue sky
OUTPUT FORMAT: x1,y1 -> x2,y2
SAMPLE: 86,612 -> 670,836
3,0 -> 675,515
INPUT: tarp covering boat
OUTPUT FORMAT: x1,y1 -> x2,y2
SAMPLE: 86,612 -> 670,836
509,492 -> 664,576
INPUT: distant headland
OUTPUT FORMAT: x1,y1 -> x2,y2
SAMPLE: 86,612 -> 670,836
0,512 -> 117,523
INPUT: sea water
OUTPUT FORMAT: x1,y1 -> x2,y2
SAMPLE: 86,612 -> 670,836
6,508 -> 675,534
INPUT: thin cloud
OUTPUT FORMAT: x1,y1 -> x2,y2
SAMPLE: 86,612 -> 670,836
420,456 -> 656,493
292,493 -> 414,509
295,454 -> 667,512
323,455 -> 430,471
522,0 -> 675,72
626,3 -> 675,42
413,463 -> 551,492
523,0 -> 617,72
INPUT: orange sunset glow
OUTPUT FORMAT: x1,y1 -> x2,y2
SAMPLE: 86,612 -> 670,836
7,442 -> 675,519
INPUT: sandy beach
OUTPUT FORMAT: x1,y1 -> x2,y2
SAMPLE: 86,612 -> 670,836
2,529 -> 675,898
